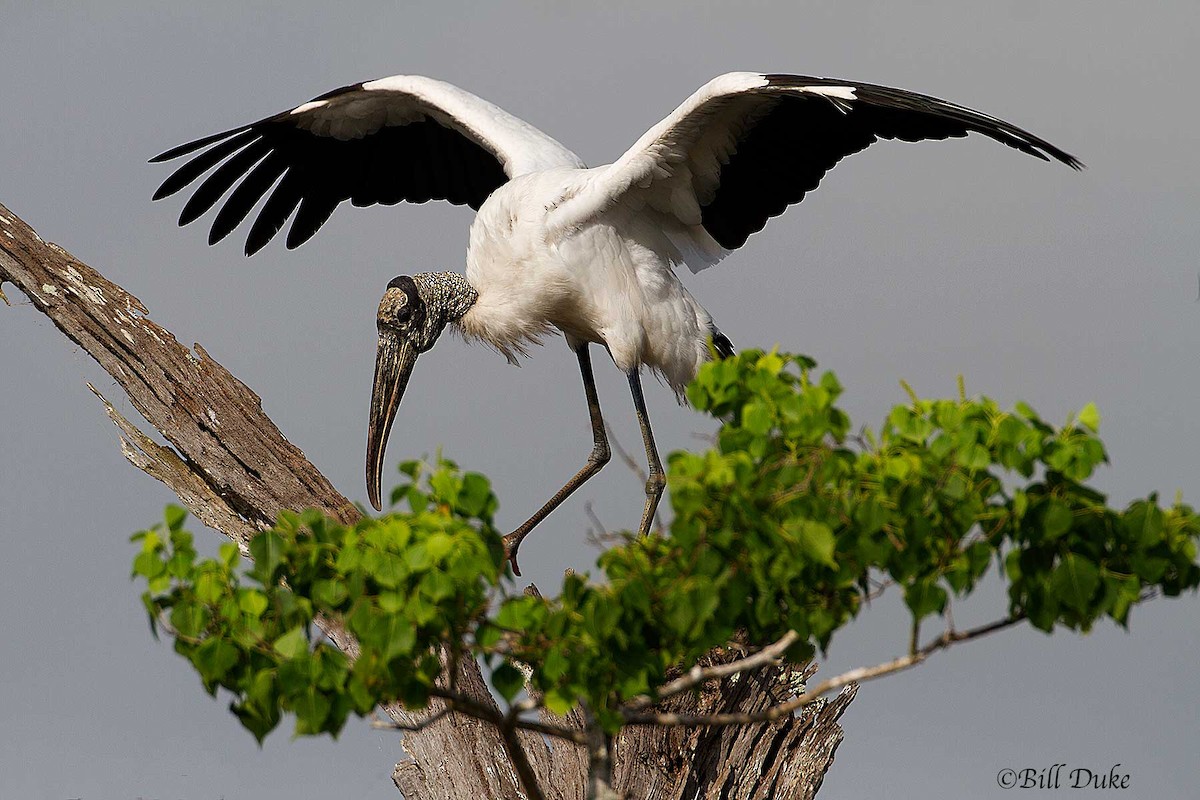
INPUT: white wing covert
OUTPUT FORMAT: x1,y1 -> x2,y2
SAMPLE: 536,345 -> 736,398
152,75 -> 584,255
570,72 -> 1080,272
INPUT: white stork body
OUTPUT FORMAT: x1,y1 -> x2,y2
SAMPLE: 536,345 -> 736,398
463,167 -> 718,395
151,70 -> 1079,568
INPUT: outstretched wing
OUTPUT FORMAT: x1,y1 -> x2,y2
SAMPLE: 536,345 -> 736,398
572,72 -> 1080,271
152,75 -> 584,255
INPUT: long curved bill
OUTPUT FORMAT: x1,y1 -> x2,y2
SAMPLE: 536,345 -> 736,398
366,330 -> 418,511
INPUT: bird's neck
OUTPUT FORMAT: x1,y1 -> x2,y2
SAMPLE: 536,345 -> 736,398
413,272 -> 478,323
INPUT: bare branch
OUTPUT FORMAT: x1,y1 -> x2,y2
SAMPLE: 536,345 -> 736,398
626,630 -> 801,711
87,383 -> 260,545
624,614 -> 1026,728
370,707 -> 452,733
583,501 -> 609,544
426,687 -> 589,746
605,422 -> 647,485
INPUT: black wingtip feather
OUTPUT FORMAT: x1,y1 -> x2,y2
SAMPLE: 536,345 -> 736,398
152,130 -> 260,202
208,226 -> 230,247
244,171 -> 302,256
207,150 -> 290,246
701,74 -> 1083,250
764,74 -> 1083,171
150,125 -> 249,163
286,195 -> 340,250
152,95 -> 510,251
151,182 -> 175,202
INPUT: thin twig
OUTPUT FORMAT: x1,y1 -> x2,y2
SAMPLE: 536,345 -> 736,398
626,630 -> 800,711
623,613 -> 1026,728
369,706 -> 452,733
425,687 -> 589,745
865,576 -> 893,603
584,501 -> 608,540
605,423 -> 648,484
584,501 -> 627,549
605,423 -> 667,534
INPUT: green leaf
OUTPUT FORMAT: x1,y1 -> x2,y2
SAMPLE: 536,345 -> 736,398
312,579 -> 348,609
132,550 -> 166,580
274,626 -> 309,659
1106,574 -> 1143,626
424,533 -> 454,562
1052,554 -> 1100,613
346,676 -> 377,715
164,504 -> 188,533
543,688 -> 576,717
250,531 -> 287,583
903,579 -> 948,621
219,542 -> 241,569
166,548 -> 196,578
362,551 -> 406,588
192,638 -> 240,686
376,616 -> 417,660
140,591 -> 160,639
404,544 -> 433,573
170,602 -> 210,638
429,468 -> 461,505
457,473 -> 494,517
1124,502 -> 1165,548
292,688 -> 332,735
491,662 -> 525,702
233,699 -> 281,743
791,520 -> 836,568
238,590 -> 269,618
475,622 -> 503,650
1042,500 -> 1074,541
420,570 -> 455,601
956,443 -> 990,471
742,402 -> 773,435
853,499 -> 888,535
1077,402 -> 1101,432
195,571 -> 226,604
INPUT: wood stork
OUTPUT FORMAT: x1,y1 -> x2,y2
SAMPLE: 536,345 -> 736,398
151,72 -> 1080,572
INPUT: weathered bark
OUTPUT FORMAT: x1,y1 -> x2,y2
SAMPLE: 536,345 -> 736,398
0,201 -> 853,799
613,660 -> 855,800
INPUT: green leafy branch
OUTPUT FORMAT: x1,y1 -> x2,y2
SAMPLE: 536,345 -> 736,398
131,349 -> 1200,748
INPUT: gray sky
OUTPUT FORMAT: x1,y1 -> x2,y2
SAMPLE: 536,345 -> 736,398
2,2 -> 1197,798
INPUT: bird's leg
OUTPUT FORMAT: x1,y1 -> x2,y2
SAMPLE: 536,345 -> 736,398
627,370 -> 665,537
503,345 -> 610,576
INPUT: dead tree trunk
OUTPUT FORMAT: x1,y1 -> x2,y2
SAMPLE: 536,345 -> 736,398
0,200 -> 854,800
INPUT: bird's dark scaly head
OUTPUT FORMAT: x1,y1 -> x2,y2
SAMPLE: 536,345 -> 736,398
366,273 -> 477,511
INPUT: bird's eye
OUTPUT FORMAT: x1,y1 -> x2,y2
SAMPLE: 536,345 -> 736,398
378,287 -> 416,328
394,294 -> 413,321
